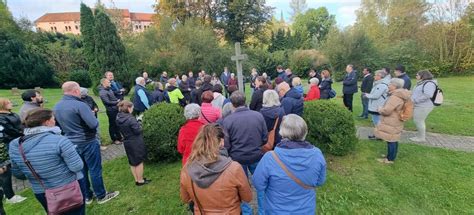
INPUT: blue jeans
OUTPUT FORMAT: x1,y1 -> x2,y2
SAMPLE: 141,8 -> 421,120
361,94 -> 369,117
34,178 -> 86,215
371,114 -> 380,126
387,142 -> 398,161
76,139 -> 106,199
241,162 -> 265,215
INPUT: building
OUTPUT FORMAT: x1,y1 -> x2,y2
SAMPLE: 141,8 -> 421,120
34,9 -> 154,35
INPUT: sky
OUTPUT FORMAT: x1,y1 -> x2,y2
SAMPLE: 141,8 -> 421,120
7,0 -> 361,28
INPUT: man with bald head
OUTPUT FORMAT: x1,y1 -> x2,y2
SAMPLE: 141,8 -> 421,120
278,82 -> 304,116
54,81 -> 119,205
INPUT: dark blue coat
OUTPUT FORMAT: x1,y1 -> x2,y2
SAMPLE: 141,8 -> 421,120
260,106 -> 285,147
319,78 -> 333,99
222,107 -> 268,165
133,84 -> 153,113
398,73 -> 412,90
342,70 -> 358,94
281,88 -> 304,116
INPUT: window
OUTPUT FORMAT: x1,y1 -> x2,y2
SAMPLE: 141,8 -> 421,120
54,27 -> 57,31
75,25 -> 78,30
50,27 -> 54,31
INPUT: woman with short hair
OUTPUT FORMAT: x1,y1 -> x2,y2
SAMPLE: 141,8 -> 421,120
260,90 -> 285,149
304,78 -> 321,101
199,91 -> 221,124
375,78 -> 412,164
180,124 -> 252,214
249,76 -> 269,111
116,101 -> 150,186
364,70 -> 389,139
253,114 -> 326,214
410,70 -> 437,142
178,104 -> 205,165
8,108 -> 85,214
291,77 -> 304,97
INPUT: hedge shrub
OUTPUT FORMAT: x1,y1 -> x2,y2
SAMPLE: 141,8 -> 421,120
289,49 -> 329,77
303,100 -> 357,156
142,103 -> 185,162
69,69 -> 92,88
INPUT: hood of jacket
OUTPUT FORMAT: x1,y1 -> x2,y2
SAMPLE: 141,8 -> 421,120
186,150 -> 232,188
116,112 -> 134,125
322,78 -> 333,83
260,106 -> 282,120
167,85 -> 178,92
284,87 -> 302,100
24,126 -> 61,136
391,88 -> 412,101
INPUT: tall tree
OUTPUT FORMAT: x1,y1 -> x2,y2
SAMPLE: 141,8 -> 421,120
289,0 -> 307,21
214,0 -> 273,43
155,0 -> 217,25
80,3 -> 97,79
292,7 -> 336,47
93,9 -> 130,87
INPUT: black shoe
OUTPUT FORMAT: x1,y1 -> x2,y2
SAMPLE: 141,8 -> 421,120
368,135 -> 377,140
136,179 -> 151,186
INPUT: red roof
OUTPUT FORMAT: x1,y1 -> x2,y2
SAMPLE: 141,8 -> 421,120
130,13 -> 154,21
35,12 -> 80,23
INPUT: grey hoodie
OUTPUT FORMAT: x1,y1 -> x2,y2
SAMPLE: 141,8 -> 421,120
412,80 -> 437,108
186,149 -> 232,188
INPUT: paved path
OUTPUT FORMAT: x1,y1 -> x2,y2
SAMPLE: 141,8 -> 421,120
357,126 -> 474,152
12,144 -> 126,192
12,127 -> 474,195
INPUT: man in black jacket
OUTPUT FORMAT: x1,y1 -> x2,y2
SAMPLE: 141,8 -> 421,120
359,67 -> 374,118
99,78 -> 122,145
342,64 -> 358,112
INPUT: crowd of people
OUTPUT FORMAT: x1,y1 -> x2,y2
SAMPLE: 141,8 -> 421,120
0,63 -> 441,214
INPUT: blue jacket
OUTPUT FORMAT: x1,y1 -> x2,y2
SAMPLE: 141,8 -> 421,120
343,70 -> 358,94
133,84 -> 152,112
54,95 -> 99,145
222,107 -> 268,165
260,106 -> 285,147
220,72 -> 230,87
110,80 -> 124,100
398,73 -> 412,90
319,78 -> 333,99
281,88 -> 304,116
9,126 -> 83,194
253,140 -> 326,214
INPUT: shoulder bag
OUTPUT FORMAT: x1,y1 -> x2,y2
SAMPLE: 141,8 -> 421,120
262,116 -> 279,152
19,136 -> 83,215
190,178 -> 205,214
271,151 -> 315,190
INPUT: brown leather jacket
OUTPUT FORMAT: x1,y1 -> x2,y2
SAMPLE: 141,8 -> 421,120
180,161 -> 252,215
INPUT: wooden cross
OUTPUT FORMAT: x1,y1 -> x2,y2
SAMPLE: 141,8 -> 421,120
231,42 -> 248,93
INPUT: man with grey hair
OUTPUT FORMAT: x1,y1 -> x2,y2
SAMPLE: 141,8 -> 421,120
252,114 -> 326,214
133,77 -> 152,115
221,91 -> 267,215
55,81 -> 120,204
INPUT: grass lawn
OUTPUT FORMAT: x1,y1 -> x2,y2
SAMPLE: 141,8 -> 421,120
5,140 -> 474,214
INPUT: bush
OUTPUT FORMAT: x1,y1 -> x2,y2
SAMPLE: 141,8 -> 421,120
303,100 -> 357,156
142,103 -> 186,162
69,69 -> 92,88
289,49 -> 329,77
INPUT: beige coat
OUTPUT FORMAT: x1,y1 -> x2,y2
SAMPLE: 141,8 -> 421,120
180,161 -> 252,215
374,89 -> 412,142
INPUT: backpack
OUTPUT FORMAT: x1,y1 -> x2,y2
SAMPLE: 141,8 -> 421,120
329,89 -> 336,98
399,99 -> 414,122
422,81 -> 443,106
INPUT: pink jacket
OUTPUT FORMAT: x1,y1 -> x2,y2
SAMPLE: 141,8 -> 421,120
199,103 -> 221,124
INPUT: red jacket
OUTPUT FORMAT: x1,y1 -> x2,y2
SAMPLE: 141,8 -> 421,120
227,78 -> 238,87
177,119 -> 205,165
304,85 -> 320,101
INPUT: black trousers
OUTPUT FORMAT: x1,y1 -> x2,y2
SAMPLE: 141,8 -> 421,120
106,109 -> 122,142
343,93 -> 354,112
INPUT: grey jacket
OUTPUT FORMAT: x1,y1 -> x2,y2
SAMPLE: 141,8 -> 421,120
19,102 -> 41,121
366,78 -> 389,113
99,86 -> 119,111
412,80 -> 437,108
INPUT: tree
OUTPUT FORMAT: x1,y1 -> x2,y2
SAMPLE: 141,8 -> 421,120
289,0 -> 307,21
292,7 -> 336,48
154,0 -> 217,25
93,9 -> 130,88
214,0 -> 273,43
80,3 -> 97,79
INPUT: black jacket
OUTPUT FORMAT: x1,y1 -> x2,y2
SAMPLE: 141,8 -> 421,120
0,112 -> 22,144
320,78 -> 333,99
116,112 -> 144,145
152,89 -> 166,103
81,95 -> 99,117
260,106 -> 285,148
249,86 -> 268,112
360,74 -> 374,93
195,83 -> 213,105
99,86 -> 119,112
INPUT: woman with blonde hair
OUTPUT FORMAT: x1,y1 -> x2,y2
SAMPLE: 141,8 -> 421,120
180,124 -> 252,214
116,101 -> 150,186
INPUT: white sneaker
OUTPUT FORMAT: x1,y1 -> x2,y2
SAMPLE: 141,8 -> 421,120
100,146 -> 108,151
97,191 -> 120,204
6,195 -> 27,204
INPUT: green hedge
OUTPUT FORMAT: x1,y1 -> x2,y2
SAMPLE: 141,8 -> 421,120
303,100 -> 357,156
142,103 -> 185,162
